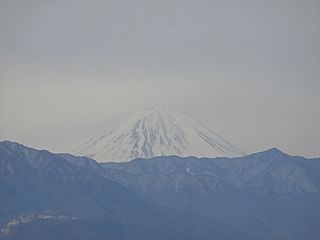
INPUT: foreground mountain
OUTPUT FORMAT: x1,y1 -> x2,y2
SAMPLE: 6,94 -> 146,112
71,107 -> 245,162
0,141 -> 252,240
101,149 -> 320,239
1,140 -> 319,239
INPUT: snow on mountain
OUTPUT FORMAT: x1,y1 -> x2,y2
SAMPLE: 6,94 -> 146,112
71,107 -> 245,162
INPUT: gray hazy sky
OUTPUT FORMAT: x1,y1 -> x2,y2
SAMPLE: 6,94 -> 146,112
1,0 -> 319,157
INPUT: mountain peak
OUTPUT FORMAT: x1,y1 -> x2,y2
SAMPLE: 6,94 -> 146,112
268,147 -> 282,152
123,106 -> 186,123
264,147 -> 286,155
250,147 -> 288,158
71,107 -> 245,162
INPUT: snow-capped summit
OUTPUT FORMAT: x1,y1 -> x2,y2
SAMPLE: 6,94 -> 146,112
71,106 -> 245,162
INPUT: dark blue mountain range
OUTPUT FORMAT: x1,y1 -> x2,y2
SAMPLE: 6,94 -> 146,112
1,141 -> 319,239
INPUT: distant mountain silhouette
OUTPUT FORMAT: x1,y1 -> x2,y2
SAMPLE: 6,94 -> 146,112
71,107 -> 245,162
1,141 -> 319,239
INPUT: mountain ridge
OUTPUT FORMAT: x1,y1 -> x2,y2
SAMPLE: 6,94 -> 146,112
1,140 -> 320,239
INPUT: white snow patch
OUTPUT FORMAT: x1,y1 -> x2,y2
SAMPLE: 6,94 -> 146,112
71,106 -> 245,162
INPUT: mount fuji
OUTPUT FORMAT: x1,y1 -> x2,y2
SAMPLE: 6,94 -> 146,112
71,107 -> 245,162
